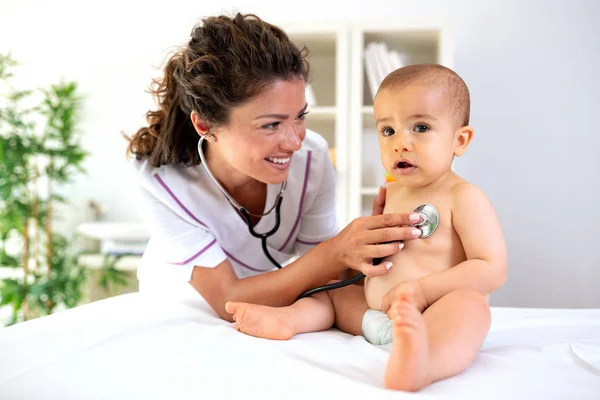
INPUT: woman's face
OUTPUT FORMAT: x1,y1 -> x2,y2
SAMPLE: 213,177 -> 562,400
210,79 -> 308,185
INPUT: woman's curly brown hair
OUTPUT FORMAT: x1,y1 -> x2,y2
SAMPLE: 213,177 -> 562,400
126,13 -> 310,167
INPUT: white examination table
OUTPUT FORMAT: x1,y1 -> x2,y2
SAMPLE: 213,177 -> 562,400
1,288 -> 599,399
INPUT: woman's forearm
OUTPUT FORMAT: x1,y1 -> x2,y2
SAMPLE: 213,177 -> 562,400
227,239 -> 345,307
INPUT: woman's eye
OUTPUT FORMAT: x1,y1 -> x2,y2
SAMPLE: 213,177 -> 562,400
262,122 -> 280,130
297,111 -> 309,120
414,124 -> 429,133
382,127 -> 395,137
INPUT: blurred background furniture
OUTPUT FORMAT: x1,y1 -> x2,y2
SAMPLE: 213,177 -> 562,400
75,220 -> 149,302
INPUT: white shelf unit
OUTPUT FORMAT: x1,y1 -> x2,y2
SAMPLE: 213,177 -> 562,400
283,21 -> 451,225
349,23 -> 452,219
286,24 -> 350,226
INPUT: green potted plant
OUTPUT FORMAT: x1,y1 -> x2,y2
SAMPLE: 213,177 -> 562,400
0,53 -> 128,325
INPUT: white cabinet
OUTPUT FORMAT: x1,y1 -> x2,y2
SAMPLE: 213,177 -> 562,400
286,24 -> 351,226
285,21 -> 452,226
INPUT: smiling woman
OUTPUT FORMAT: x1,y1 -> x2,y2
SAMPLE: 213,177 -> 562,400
125,12 -> 421,323
190,80 -> 309,189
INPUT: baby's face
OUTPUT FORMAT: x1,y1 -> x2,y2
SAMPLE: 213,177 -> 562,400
374,83 -> 459,188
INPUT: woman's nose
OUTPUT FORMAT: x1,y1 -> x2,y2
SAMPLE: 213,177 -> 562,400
281,126 -> 303,151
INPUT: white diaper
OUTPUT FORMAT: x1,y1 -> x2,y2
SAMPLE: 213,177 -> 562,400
361,309 -> 393,346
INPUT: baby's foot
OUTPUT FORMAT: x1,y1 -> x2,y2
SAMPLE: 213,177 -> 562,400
225,302 -> 297,340
384,286 -> 430,392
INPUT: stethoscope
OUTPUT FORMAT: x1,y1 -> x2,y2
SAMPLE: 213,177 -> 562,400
198,136 -> 440,300
198,136 -> 287,270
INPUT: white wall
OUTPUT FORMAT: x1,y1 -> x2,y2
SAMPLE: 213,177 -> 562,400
1,0 -> 599,308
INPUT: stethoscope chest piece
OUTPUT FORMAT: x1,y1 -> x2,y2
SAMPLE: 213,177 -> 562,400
413,203 -> 439,238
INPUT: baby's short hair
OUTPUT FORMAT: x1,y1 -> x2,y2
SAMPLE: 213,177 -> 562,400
378,64 -> 470,127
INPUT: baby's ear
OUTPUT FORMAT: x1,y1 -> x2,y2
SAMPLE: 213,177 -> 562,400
453,126 -> 474,157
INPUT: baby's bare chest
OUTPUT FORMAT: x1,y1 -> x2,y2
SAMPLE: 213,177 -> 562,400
364,191 -> 465,310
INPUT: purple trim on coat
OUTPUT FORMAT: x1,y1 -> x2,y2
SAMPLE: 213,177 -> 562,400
223,249 -> 273,272
153,172 -> 277,273
153,173 -> 207,227
278,151 -> 312,251
168,239 -> 217,265
296,239 -> 322,246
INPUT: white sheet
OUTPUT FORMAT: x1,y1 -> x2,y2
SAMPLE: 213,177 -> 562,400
1,290 -> 599,400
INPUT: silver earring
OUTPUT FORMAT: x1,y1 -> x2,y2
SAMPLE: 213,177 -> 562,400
204,128 -> 216,143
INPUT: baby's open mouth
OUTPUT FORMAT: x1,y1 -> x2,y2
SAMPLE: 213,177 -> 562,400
393,160 -> 417,175
396,161 -> 414,169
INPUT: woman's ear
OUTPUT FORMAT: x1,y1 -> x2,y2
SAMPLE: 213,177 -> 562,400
190,111 -> 210,136
453,126 -> 474,157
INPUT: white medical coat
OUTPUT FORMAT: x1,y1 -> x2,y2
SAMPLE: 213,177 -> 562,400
131,130 -> 340,287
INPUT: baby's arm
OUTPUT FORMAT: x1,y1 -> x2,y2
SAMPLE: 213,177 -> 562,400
417,183 -> 507,307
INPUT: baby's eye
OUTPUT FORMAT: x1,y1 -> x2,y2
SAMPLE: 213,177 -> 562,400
262,122 -> 280,131
382,127 -> 395,137
413,124 -> 429,133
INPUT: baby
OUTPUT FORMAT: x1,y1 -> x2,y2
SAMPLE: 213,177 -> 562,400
225,64 -> 508,392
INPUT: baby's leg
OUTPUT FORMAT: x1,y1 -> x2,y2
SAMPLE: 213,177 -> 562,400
225,292 -> 334,340
225,281 -> 369,340
327,281 -> 369,336
385,287 -> 490,392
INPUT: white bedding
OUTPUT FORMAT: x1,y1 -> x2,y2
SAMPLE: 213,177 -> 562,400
1,290 -> 599,400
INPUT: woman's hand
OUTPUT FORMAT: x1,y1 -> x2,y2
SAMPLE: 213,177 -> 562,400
381,280 -> 429,316
372,185 -> 387,216
331,187 -> 423,278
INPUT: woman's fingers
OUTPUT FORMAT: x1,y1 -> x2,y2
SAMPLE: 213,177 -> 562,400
362,212 -> 422,230
364,226 -> 422,245
337,211 -> 423,274
364,242 -> 405,260
360,261 -> 393,278
359,242 -> 406,277
372,186 -> 386,216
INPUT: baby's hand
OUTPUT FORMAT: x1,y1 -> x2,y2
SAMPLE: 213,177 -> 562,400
382,281 -> 428,317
